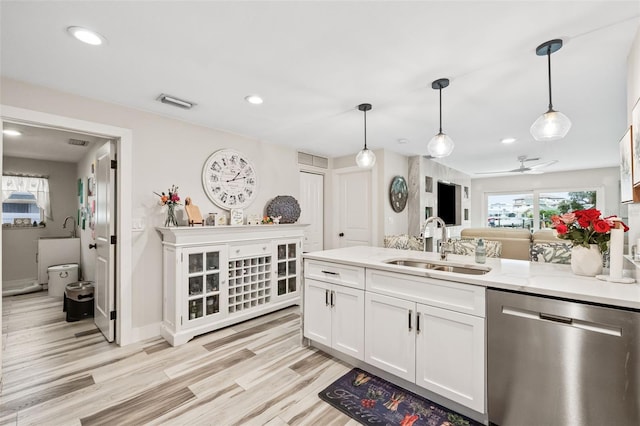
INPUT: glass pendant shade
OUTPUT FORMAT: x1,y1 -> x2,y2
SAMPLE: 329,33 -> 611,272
355,148 -> 376,168
427,132 -> 454,158
530,109 -> 572,141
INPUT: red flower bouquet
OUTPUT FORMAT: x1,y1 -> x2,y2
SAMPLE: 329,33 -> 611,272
551,208 -> 628,253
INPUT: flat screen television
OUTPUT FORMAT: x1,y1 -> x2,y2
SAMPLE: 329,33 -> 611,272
437,181 -> 461,226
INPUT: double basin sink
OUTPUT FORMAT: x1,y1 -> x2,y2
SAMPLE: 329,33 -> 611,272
384,258 -> 490,275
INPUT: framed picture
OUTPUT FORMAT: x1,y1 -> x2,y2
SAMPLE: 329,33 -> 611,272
620,127 -> 633,203
87,177 -> 95,197
230,208 -> 244,225
633,98 -> 640,186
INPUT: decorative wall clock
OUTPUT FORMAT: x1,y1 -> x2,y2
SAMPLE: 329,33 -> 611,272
389,175 -> 408,213
202,149 -> 258,210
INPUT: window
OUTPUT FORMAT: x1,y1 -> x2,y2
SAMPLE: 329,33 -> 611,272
2,175 -> 51,226
2,191 -> 43,225
486,189 -> 600,230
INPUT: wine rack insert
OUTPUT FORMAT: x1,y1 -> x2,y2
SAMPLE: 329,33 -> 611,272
228,255 -> 272,313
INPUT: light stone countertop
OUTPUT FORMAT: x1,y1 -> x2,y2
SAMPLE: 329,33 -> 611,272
303,246 -> 640,310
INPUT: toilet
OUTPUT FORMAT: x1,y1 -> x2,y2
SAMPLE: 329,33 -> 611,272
47,263 -> 79,298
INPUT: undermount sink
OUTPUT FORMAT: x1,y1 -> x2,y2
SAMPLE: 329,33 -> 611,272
384,258 -> 491,275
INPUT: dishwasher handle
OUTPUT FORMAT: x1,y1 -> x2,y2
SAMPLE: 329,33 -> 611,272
539,312 -> 573,324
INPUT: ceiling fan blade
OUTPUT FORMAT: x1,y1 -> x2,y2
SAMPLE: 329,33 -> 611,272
475,169 -> 521,174
522,157 -> 540,162
529,160 -> 558,169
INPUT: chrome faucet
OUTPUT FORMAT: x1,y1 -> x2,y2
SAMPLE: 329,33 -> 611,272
422,216 -> 451,260
63,216 -> 77,238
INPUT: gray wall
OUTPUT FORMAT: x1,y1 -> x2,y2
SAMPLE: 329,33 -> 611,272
2,157 -> 77,281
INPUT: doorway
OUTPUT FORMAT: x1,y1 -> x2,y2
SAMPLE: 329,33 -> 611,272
299,171 -> 324,252
0,105 -> 133,362
333,167 -> 376,248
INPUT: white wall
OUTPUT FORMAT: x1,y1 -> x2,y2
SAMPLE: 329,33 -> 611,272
2,157 -> 78,281
1,77 -> 300,337
470,167 -> 620,228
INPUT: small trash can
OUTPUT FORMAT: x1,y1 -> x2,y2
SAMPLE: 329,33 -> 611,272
65,281 -> 94,322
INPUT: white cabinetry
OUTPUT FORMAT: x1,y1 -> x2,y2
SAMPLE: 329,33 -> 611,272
303,260 -> 365,360
365,269 -> 486,413
158,225 -> 306,346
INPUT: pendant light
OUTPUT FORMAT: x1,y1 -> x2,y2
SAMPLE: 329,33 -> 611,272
530,39 -> 571,141
427,78 -> 454,158
355,103 -> 376,169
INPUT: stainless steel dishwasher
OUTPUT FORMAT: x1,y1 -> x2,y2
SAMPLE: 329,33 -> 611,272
488,289 -> 639,426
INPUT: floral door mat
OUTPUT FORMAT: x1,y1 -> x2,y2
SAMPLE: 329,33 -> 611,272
318,368 -> 482,426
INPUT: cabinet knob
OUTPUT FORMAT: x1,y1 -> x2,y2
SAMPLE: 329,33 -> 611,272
89,243 -> 97,250
338,232 -> 344,237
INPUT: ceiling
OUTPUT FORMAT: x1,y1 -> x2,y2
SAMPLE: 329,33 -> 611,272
1,1 -> 639,176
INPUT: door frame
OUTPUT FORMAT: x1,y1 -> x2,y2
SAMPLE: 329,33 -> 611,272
298,168 -> 325,252
1,105 -> 133,346
331,165 -> 378,249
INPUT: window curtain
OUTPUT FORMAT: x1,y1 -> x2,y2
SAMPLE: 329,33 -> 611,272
2,176 -> 52,220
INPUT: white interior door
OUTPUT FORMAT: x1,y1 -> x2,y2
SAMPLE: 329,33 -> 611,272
94,141 -> 116,342
337,169 -> 372,247
299,171 -> 324,252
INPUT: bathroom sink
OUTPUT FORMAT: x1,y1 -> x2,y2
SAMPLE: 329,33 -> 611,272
39,235 -> 75,239
384,258 -> 490,275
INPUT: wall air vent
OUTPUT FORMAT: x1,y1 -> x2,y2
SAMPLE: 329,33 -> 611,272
157,93 -> 195,109
68,138 -> 90,146
298,152 -> 328,169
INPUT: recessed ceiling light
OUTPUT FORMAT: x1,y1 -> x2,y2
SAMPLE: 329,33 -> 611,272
67,26 -> 106,46
397,138 -> 410,144
501,137 -> 517,144
3,129 -> 22,137
245,95 -> 264,105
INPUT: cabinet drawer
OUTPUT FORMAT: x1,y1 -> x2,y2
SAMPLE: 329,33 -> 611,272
229,242 -> 271,259
366,269 -> 485,317
304,260 -> 365,290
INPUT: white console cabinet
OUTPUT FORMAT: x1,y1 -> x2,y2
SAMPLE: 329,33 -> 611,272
158,224 -> 306,346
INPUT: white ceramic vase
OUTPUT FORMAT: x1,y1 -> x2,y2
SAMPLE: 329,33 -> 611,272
570,244 -> 603,277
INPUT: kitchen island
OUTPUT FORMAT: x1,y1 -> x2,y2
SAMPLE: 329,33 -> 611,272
302,246 -> 640,424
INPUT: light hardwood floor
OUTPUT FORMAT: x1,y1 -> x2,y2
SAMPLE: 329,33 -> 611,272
1,291 -> 358,425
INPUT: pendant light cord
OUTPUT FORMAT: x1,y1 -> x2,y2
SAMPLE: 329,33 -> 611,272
547,47 -> 554,111
363,108 -> 368,149
438,85 -> 443,134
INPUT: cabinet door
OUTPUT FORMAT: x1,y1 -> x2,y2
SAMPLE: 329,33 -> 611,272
415,304 -> 485,413
275,239 -> 300,298
303,279 -> 331,346
183,245 -> 228,327
365,292 -> 416,382
332,286 -> 364,360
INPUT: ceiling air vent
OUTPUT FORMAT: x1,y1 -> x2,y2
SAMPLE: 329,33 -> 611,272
68,138 -> 90,146
298,152 -> 328,169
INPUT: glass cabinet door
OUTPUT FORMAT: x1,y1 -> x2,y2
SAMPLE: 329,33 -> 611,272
276,241 -> 299,296
184,246 -> 226,324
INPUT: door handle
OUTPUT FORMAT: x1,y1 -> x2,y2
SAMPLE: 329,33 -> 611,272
325,289 -> 329,306
416,312 -> 421,334
408,309 -> 413,331
89,243 -> 97,249
330,290 -> 335,307
338,232 -> 344,237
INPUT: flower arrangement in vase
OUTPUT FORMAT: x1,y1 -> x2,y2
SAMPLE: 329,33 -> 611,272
551,208 -> 628,276
154,185 -> 181,227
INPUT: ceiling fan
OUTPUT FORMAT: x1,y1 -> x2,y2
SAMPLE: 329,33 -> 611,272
476,156 -> 558,175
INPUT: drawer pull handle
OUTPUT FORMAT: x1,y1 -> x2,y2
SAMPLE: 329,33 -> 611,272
408,309 -> 413,331
321,270 -> 339,276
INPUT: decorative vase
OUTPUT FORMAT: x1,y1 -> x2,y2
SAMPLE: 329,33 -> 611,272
165,203 -> 179,227
570,244 -> 603,277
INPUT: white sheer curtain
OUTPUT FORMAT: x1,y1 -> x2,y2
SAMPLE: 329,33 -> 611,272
2,175 -> 52,220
